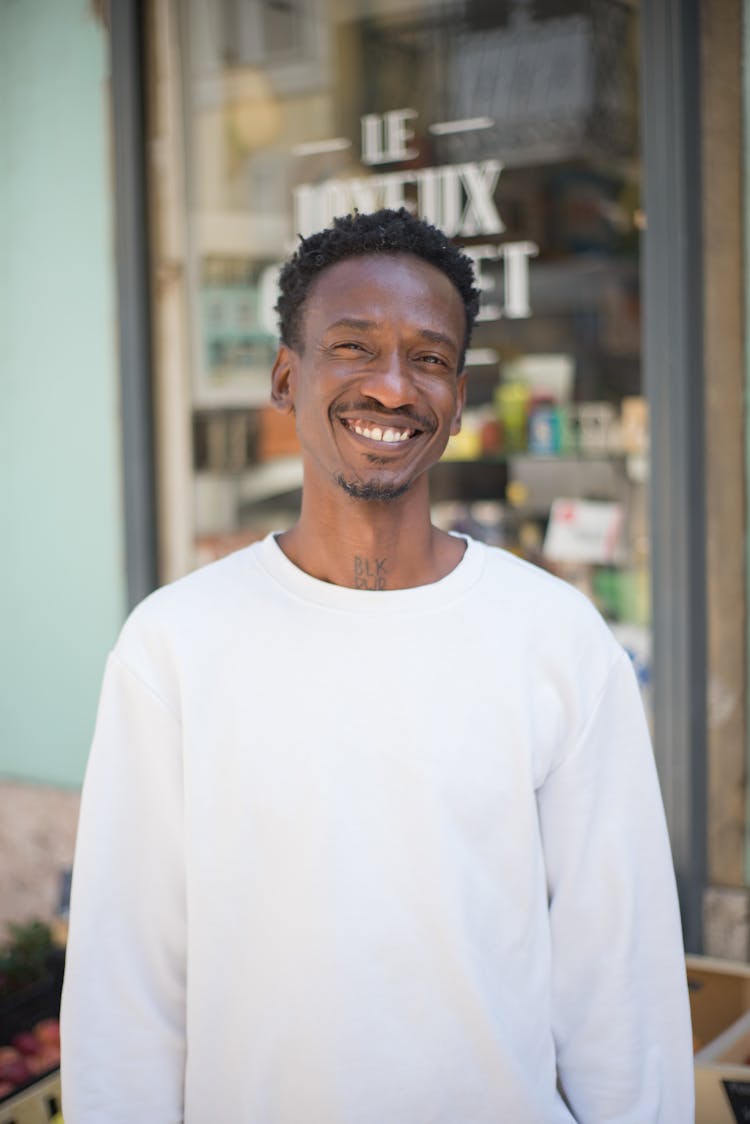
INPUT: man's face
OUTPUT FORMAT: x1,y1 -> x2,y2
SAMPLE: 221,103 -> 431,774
272,253 -> 467,503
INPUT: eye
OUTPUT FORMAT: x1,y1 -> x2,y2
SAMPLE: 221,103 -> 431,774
417,353 -> 449,368
331,341 -> 368,354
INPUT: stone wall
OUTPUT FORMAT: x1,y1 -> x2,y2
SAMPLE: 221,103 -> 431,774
0,782 -> 80,934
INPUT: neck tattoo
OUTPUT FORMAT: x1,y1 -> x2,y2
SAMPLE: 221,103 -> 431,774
354,555 -> 388,590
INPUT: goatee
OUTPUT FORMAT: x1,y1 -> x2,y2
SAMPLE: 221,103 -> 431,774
335,474 -> 412,502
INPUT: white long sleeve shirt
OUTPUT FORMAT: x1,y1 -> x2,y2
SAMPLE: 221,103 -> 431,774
61,533 -> 694,1122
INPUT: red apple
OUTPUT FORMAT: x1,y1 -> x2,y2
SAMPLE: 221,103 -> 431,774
42,1044 -> 60,1065
0,1050 -> 30,1086
11,1031 -> 39,1056
26,1045 -> 59,1076
0,1079 -> 14,1098
33,1018 -> 60,1048
0,1048 -> 20,1077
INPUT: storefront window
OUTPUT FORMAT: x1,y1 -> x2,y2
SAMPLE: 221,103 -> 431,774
180,0 -> 649,706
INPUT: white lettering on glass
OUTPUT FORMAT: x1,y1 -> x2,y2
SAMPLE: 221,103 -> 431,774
293,161 -> 504,239
464,243 -> 538,321
499,241 -> 538,318
361,109 -> 418,165
280,107 -> 537,326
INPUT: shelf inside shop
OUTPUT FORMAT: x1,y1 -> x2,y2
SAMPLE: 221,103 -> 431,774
439,453 -> 627,465
193,375 -> 275,411
236,457 -> 304,504
204,452 -> 632,510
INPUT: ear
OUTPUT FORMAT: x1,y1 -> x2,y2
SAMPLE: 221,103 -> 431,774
449,371 -> 468,436
270,345 -> 298,414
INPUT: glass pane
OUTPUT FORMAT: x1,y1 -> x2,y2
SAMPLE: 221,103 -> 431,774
181,0 -> 649,711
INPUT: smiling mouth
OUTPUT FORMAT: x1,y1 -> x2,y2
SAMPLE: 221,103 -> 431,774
341,418 -> 420,444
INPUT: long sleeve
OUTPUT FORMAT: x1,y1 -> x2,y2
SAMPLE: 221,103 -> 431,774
60,652 -> 186,1123
537,650 -> 694,1123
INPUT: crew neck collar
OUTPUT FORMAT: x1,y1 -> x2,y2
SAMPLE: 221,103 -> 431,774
251,531 -> 484,613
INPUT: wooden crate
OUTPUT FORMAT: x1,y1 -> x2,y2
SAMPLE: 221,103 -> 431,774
689,955 -> 750,1123
694,1012 -> 750,1123
0,1070 -> 60,1124
689,954 -> 750,1052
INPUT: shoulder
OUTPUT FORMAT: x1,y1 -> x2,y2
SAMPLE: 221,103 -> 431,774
126,546 -> 252,627
479,542 -> 617,645
112,544 -> 264,688
473,540 -> 624,710
473,544 -> 639,773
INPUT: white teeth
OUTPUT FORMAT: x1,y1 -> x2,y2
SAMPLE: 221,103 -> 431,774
350,421 -> 413,442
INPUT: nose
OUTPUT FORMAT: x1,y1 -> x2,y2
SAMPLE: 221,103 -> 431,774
358,349 -> 417,409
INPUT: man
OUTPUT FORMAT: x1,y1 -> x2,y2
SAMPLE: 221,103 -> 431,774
61,208 -> 693,1122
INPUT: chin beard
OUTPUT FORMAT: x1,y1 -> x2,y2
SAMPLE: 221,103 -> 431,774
335,473 -> 412,502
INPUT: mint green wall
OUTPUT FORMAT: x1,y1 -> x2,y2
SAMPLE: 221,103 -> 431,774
0,1 -> 127,787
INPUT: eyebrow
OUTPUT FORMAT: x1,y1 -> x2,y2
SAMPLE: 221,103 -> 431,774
325,318 -> 458,352
326,317 -> 379,332
418,328 -> 458,351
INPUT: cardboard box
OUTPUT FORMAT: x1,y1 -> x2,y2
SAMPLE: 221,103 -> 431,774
694,1013 -> 750,1124
689,955 -> 750,1123
689,955 -> 750,1051
0,1069 -> 60,1124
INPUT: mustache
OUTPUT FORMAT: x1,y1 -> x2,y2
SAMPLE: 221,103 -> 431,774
332,400 -> 435,432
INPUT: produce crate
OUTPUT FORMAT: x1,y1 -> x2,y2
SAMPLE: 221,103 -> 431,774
689,954 -> 750,1051
694,1012 -> 750,1124
689,955 -> 750,1123
0,1069 -> 60,1124
0,971 -> 62,1052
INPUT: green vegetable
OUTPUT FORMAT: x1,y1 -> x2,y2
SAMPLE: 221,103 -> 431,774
0,921 -> 54,998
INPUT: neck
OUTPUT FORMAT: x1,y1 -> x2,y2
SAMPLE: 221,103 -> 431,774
277,478 -> 464,590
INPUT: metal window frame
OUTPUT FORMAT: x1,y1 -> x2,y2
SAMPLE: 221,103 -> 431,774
110,0 -> 159,608
640,0 -> 707,952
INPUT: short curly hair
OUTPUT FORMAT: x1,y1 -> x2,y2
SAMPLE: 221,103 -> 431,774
275,208 -> 480,364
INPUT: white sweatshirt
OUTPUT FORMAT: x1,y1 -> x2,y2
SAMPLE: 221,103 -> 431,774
61,533 -> 694,1123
